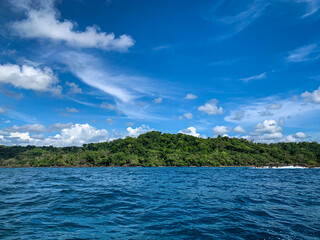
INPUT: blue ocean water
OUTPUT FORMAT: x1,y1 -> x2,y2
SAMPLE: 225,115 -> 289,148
0,167 -> 319,239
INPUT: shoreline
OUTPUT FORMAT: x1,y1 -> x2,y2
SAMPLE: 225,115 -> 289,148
0,165 -> 318,169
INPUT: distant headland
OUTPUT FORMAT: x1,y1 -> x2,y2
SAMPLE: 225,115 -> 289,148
0,131 -> 319,168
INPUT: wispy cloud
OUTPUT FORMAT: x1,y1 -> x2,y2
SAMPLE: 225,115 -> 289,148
286,44 -> 320,62
209,0 -> 269,38
61,52 -> 140,103
240,72 -> 266,82
295,0 -> 320,18
58,51 -> 168,120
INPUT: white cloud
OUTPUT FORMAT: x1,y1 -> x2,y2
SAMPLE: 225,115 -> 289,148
153,97 -> 162,103
257,132 -> 283,140
126,125 -> 152,138
240,72 -> 266,82
295,132 -> 308,138
234,126 -> 246,133
301,86 -> 320,103
184,93 -> 198,100
198,99 -> 224,115
66,81 -> 82,94
0,63 -> 61,94
247,120 -> 284,142
8,132 -> 33,142
9,0 -> 134,51
285,135 -> 297,142
253,120 -> 282,134
213,125 -> 231,135
183,113 -> 193,119
41,124 -> 108,147
286,44 -> 319,62
179,127 -> 200,137
285,132 -> 308,142
0,107 -> 6,114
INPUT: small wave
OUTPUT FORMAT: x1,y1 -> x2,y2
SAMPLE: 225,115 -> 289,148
255,165 -> 308,169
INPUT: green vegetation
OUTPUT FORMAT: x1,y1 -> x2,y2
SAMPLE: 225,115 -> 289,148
0,131 -> 319,167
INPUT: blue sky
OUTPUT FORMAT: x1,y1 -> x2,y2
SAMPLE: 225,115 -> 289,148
0,0 -> 320,146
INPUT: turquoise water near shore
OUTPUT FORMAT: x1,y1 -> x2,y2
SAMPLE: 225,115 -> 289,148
1,167 -> 319,239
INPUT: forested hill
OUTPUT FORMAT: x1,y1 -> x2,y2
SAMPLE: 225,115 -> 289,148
0,131 -> 319,167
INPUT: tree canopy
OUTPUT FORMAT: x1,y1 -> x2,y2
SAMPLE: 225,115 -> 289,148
0,131 -> 319,167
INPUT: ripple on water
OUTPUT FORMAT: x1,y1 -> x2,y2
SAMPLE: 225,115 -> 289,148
0,167 -> 319,239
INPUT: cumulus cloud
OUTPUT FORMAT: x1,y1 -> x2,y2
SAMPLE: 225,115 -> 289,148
0,63 -> 61,94
301,86 -> 320,103
233,126 -> 246,133
240,72 -> 266,82
153,97 -> 162,103
248,120 -> 284,142
295,132 -> 308,138
254,120 -> 282,134
183,113 -> 193,119
285,132 -> 308,142
0,123 -> 108,147
286,44 -> 320,62
179,127 -> 200,137
257,132 -> 283,140
43,123 -> 109,147
184,93 -> 198,100
9,0 -> 134,51
126,125 -> 152,138
198,99 -> 224,115
66,81 -> 82,94
213,125 -> 231,135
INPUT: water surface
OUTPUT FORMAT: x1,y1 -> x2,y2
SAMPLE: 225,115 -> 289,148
1,167 -> 319,239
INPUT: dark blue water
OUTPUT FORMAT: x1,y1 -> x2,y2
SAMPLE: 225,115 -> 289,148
0,167 -> 319,239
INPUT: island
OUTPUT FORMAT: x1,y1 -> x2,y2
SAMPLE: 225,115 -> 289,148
0,131 -> 319,167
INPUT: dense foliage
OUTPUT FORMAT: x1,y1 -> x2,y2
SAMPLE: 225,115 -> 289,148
0,131 -> 319,167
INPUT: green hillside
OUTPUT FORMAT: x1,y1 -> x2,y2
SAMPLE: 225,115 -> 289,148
0,131 -> 319,167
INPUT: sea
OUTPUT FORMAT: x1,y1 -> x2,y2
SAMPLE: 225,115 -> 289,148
0,167 -> 319,239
